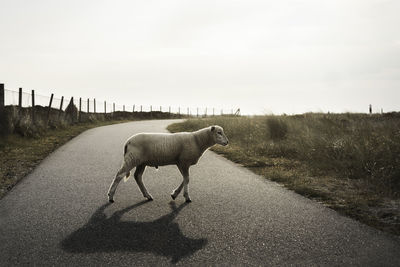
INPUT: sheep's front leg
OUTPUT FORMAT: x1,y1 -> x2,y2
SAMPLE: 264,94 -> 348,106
134,164 -> 153,201
173,165 -> 191,202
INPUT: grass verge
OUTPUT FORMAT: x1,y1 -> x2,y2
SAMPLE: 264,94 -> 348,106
0,120 -> 132,199
167,114 -> 400,236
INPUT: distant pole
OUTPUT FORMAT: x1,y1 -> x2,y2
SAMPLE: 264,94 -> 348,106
160,106 -> 162,112
133,105 -> 135,112
187,107 -> 189,116
79,97 -> 82,122
113,103 -> 115,113
123,105 -> 126,112
150,105 -> 152,112
197,108 -> 199,117
47,93 -> 54,125
213,108 -> 215,116
0,84 -> 4,110
140,105 -> 142,112
18,88 -> 22,107
104,101 -> 106,114
369,104 -> 372,114
59,96 -> 64,118
0,84 -> 4,116
31,90 -> 35,123
205,107 -> 207,117
87,98 -> 89,113
94,98 -> 96,113
169,106 -> 171,113
178,107 -> 180,115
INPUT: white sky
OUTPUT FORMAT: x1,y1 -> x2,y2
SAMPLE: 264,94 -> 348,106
1,0 -> 399,115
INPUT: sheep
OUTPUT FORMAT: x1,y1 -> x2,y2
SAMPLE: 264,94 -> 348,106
107,125 -> 229,203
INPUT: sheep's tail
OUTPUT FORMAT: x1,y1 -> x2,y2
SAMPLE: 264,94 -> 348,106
123,171 -> 131,182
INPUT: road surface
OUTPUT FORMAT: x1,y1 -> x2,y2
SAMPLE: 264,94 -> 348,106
1,119 -> 400,266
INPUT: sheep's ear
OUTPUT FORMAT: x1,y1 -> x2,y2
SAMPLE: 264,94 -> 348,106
211,126 -> 215,131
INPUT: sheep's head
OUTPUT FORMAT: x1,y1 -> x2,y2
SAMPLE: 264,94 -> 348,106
211,125 -> 229,146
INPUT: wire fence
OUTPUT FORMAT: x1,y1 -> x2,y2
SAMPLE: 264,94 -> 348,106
1,85 -> 240,118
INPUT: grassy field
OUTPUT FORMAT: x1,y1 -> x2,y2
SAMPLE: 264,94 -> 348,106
167,113 -> 400,235
0,120 -> 132,199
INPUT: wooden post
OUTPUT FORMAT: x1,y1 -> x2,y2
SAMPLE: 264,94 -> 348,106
0,84 -> 4,110
160,106 -> 162,112
31,90 -> 35,123
94,98 -> 96,113
140,105 -> 142,112
59,96 -> 64,118
123,105 -> 125,112
169,106 -> 171,113
133,105 -> 135,112
79,98 -> 82,122
18,88 -> 22,107
104,101 -> 106,114
205,107 -> 207,117
0,84 -> 4,127
46,93 -> 54,126
113,103 -> 115,113
150,105 -> 152,112
87,98 -> 89,113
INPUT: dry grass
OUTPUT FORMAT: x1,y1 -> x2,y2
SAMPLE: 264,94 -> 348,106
167,113 -> 400,236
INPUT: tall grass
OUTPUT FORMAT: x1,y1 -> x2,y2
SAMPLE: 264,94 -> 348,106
169,113 -> 400,197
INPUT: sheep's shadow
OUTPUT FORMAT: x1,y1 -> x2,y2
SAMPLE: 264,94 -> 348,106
60,201 -> 207,263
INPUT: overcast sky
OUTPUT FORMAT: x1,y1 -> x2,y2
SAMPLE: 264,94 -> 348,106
1,0 -> 399,115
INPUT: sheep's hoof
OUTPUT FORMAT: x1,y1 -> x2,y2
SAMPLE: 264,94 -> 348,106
171,194 -> 177,200
185,198 -> 192,203
109,198 -> 114,203
146,196 -> 153,201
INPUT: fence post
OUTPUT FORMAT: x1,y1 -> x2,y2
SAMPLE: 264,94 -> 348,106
140,105 -> 142,112
178,107 -> 180,115
87,98 -> 89,113
160,106 -> 162,112
213,108 -> 215,116
59,96 -> 64,118
79,97 -> 82,122
94,98 -> 96,113
197,108 -> 198,117
113,103 -> 115,113
46,93 -> 54,126
205,107 -> 207,117
169,106 -> 171,113
0,84 -> 4,110
18,88 -> 22,107
31,90 -> 35,123
133,105 -> 135,112
104,101 -> 106,114
150,105 -> 152,112
0,84 -> 4,130
123,105 -> 125,112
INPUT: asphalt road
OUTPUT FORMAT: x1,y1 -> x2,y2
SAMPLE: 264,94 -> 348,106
1,119 -> 400,266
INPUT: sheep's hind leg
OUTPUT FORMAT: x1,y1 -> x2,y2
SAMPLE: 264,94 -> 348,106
107,165 -> 129,203
134,164 -> 153,201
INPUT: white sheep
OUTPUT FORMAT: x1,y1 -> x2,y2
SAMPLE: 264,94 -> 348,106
107,125 -> 229,203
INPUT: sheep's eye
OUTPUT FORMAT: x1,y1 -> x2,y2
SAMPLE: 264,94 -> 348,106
217,132 -> 222,135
